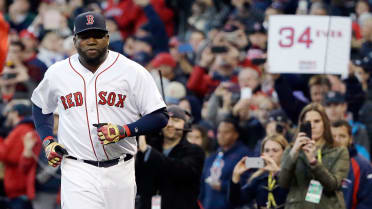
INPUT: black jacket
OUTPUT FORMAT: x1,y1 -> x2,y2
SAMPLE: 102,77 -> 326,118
136,137 -> 205,209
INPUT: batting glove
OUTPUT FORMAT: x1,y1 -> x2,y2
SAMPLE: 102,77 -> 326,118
93,123 -> 128,145
44,140 -> 68,167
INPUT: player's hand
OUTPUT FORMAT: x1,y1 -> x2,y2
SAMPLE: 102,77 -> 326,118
45,142 -> 67,167
93,123 -> 127,145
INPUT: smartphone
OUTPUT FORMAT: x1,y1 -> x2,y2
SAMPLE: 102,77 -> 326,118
178,43 -> 193,53
211,46 -> 228,54
245,157 -> 264,168
240,87 -> 252,99
300,121 -> 312,139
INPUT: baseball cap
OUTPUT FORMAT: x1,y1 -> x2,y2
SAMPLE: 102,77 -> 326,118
167,105 -> 187,121
165,81 -> 186,104
150,53 -> 177,68
11,104 -> 32,117
324,91 -> 345,105
353,55 -> 372,73
74,12 -> 108,35
268,109 -> 289,124
246,22 -> 266,34
19,30 -> 37,40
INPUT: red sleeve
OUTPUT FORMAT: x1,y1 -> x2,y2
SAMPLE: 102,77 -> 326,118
187,65 -> 211,97
0,131 -> 22,165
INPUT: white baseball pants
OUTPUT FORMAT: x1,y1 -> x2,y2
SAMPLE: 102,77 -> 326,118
60,157 -> 136,209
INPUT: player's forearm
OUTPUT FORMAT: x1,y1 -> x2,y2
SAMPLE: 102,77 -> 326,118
126,107 -> 168,137
32,103 -> 54,141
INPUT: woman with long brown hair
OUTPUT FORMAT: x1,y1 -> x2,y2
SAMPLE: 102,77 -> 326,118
279,103 -> 349,209
229,134 -> 289,209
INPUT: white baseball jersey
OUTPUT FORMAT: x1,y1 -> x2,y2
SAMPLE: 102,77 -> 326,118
31,50 -> 166,161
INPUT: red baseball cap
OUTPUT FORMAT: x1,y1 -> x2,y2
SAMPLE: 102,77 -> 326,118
150,53 -> 177,68
19,30 -> 37,40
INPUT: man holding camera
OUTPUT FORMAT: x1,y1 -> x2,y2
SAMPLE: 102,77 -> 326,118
136,105 -> 205,209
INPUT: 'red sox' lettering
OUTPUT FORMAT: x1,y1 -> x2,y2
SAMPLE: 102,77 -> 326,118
61,92 -> 83,109
61,91 -> 126,110
98,91 -> 126,108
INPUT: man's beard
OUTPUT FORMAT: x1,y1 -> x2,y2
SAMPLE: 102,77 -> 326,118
77,46 -> 108,66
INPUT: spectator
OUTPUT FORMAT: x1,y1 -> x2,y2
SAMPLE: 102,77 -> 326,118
265,109 -> 293,142
199,117 -> 252,209
36,31 -> 65,67
131,35 -> 154,67
273,74 -> 331,124
229,134 -> 289,209
279,103 -> 349,209
323,91 -> 370,158
331,120 -> 372,209
187,0 -> 230,34
0,102 -> 41,209
19,29 -> 47,84
5,0 -> 35,32
1,41 -> 32,101
187,44 -> 240,98
360,15 -> 372,57
149,53 -> 187,86
187,124 -> 214,157
229,0 -> 264,31
309,2 -> 329,15
136,105 -> 205,209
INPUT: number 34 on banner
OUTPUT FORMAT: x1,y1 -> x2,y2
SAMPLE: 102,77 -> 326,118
267,15 -> 351,77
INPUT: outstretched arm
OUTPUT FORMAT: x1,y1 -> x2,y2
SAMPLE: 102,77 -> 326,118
94,107 -> 169,145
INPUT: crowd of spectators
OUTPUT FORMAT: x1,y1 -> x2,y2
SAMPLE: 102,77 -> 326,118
1,0 -> 372,208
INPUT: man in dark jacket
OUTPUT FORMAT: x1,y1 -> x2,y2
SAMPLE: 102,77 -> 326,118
136,105 -> 205,209
331,120 -> 372,209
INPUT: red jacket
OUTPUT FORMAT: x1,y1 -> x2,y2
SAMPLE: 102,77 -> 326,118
0,12 -> 9,73
0,121 -> 41,199
187,65 -> 239,98
105,0 -> 174,38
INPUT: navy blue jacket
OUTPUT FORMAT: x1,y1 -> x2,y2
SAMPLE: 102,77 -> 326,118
228,172 -> 288,209
342,144 -> 372,209
199,141 -> 255,209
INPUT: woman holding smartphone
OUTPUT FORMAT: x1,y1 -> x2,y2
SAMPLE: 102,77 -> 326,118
279,103 -> 349,209
229,134 -> 289,209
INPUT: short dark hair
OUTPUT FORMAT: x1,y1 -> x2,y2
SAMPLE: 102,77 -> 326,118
218,116 -> 240,133
10,41 -> 25,51
308,75 -> 331,89
331,120 -> 352,137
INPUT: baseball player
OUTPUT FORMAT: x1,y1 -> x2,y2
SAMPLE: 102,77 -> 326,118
31,11 -> 168,209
